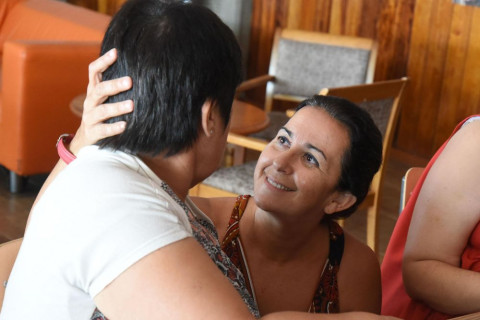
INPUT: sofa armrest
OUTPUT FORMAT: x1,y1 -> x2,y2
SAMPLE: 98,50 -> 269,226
0,40 -> 101,175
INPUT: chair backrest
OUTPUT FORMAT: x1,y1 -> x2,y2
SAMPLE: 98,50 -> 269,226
320,78 -> 408,246
319,78 -> 409,189
319,78 -> 408,252
399,167 -> 425,213
265,28 -> 378,112
0,238 -> 22,311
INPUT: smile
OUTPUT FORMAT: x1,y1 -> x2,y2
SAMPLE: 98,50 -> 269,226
266,177 -> 293,191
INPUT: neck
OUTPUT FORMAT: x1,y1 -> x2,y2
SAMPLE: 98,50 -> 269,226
242,204 -> 328,262
140,152 -> 196,201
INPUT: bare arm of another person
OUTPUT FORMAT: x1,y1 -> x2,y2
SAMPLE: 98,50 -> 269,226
95,235 -> 397,320
30,49 -> 132,212
403,119 -> 480,315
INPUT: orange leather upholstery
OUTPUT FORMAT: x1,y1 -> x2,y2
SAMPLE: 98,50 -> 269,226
0,0 -> 110,184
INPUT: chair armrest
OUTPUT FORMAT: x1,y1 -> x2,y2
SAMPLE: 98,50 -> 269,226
227,133 -> 268,152
236,74 -> 275,93
0,40 -> 101,175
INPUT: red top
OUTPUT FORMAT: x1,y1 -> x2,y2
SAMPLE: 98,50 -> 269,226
381,115 -> 480,319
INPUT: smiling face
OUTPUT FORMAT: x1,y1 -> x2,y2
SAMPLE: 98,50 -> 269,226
253,106 -> 355,221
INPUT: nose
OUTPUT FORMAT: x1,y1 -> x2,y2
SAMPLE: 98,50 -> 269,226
272,149 -> 294,174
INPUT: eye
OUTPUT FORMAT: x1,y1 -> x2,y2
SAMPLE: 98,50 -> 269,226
276,135 -> 290,147
303,153 -> 319,167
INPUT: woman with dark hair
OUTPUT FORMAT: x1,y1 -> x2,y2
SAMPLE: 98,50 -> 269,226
192,95 -> 383,315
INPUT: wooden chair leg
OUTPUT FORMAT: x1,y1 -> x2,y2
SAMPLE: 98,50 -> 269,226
366,204 -> 379,254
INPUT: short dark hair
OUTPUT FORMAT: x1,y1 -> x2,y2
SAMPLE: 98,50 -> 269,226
97,0 -> 243,156
296,95 -> 383,219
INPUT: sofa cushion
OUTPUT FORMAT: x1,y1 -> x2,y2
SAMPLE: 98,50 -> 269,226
0,0 -> 22,34
0,0 -> 110,55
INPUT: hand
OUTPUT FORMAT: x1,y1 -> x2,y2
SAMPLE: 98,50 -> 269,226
70,48 -> 134,154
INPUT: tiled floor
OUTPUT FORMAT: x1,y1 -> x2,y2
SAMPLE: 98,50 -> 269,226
0,150 -> 426,261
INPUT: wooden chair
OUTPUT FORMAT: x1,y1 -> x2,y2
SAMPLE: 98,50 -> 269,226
237,27 -> 378,142
399,167 -> 425,213
189,133 -> 267,197
320,77 -> 409,252
0,238 -> 22,310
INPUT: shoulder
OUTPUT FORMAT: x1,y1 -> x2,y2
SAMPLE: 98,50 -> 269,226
337,231 -> 381,313
189,196 -> 238,235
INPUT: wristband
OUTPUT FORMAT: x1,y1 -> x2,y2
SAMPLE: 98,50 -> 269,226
56,134 -> 76,164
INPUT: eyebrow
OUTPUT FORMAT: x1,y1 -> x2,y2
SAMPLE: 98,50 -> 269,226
280,126 -> 327,161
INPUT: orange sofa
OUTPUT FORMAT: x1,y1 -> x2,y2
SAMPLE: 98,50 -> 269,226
0,0 -> 110,192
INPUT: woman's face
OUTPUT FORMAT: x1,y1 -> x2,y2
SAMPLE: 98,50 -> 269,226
253,106 -> 350,220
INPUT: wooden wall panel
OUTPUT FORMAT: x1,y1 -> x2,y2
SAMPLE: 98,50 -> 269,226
374,0 -> 415,81
397,0 -> 480,157
433,4 -> 473,148
247,0 -> 480,158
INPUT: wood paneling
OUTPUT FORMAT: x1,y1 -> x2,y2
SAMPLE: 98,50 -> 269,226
248,0 -> 480,158
398,0 -> 480,157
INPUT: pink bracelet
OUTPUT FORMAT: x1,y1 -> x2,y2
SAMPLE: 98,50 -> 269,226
56,134 -> 76,164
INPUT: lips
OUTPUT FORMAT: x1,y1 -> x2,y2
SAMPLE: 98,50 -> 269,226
266,177 -> 293,191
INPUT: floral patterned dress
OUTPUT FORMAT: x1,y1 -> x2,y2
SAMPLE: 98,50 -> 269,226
221,195 -> 345,314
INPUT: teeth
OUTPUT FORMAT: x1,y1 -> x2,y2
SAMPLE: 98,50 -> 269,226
267,177 -> 292,191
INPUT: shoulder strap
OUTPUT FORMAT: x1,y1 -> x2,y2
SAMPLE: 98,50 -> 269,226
221,195 -> 250,247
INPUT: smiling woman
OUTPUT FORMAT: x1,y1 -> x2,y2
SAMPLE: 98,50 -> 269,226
190,95 -> 384,315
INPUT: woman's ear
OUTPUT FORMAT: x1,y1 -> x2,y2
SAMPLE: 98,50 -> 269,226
200,99 -> 216,137
324,192 -> 357,215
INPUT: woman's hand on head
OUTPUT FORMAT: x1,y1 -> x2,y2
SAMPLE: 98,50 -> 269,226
70,48 -> 134,154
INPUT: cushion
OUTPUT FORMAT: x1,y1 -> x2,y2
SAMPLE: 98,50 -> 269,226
274,38 -> 371,97
203,161 -> 256,195
358,98 -> 394,137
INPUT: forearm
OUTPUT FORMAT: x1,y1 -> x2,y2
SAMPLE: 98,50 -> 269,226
404,259 -> 480,314
262,311 -> 394,320
27,134 -> 82,228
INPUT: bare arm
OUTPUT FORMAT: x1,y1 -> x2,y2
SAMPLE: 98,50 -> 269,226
30,49 -> 133,212
95,236 -> 396,320
403,119 -> 480,314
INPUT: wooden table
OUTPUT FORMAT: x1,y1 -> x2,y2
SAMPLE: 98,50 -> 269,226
70,94 -> 269,135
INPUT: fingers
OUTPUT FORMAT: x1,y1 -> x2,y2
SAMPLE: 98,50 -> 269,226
84,100 -> 134,126
85,75 -> 132,112
91,76 -> 133,105
71,49 -> 134,154
71,100 -> 132,154
89,121 -> 128,142
87,48 -> 117,89
86,48 -> 133,109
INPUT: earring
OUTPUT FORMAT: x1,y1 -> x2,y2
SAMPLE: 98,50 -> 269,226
210,129 -> 214,134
